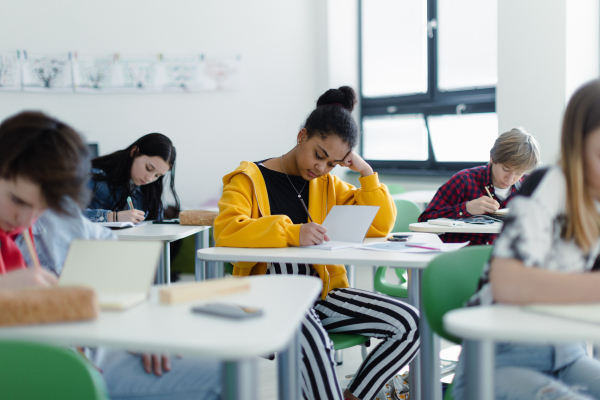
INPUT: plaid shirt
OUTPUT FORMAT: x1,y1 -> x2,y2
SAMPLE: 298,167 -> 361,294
418,164 -> 524,245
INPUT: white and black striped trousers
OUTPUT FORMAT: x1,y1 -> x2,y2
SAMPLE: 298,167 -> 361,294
267,263 -> 420,400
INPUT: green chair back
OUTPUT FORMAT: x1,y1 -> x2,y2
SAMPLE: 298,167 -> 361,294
422,245 -> 493,344
329,333 -> 370,350
392,199 -> 422,233
386,183 -> 406,195
0,340 -> 109,400
373,199 -> 421,298
224,262 -> 234,275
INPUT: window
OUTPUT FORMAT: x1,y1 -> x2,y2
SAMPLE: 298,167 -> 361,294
360,0 -> 498,174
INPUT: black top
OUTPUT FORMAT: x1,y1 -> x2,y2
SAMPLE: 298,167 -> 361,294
256,160 -> 310,224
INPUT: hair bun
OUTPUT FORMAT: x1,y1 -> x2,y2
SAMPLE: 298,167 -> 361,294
316,86 -> 357,112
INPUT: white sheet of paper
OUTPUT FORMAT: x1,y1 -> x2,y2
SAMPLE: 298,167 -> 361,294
322,205 -> 380,243
359,241 -> 469,253
304,205 -> 380,250
59,240 -> 162,310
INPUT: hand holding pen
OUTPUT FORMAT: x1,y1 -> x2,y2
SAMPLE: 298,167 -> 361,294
298,198 -> 330,246
465,186 -> 500,215
115,196 -> 145,223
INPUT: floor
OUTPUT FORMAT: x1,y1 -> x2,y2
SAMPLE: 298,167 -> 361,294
184,264 -> 461,399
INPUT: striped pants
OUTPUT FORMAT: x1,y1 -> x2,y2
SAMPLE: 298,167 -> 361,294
267,263 -> 420,400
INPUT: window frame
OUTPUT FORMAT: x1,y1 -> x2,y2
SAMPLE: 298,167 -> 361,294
358,0 -> 496,175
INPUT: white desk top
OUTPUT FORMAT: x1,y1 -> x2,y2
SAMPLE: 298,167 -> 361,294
197,233 -> 441,269
0,275 -> 320,360
391,190 -> 438,204
113,223 -> 210,242
409,222 -> 502,234
444,304 -> 600,344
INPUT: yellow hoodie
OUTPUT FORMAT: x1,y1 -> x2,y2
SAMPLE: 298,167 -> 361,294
214,161 -> 397,300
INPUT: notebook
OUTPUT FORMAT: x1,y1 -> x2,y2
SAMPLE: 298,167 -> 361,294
96,222 -> 135,229
59,240 -> 162,310
306,205 -> 380,250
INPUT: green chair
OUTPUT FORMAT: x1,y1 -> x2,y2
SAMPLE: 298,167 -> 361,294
0,340 -> 109,400
386,183 -> 407,195
373,199 -> 422,298
421,245 -> 494,400
330,333 -> 370,365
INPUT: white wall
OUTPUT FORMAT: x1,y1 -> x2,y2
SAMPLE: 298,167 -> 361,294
0,0 -> 326,208
498,0 -> 599,166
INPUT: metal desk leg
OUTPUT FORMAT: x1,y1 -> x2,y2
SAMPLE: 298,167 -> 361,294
418,273 -> 442,400
407,269 -> 421,400
164,242 -> 171,284
223,359 -> 257,400
195,232 -> 205,281
464,340 -> 494,400
155,243 -> 168,285
207,261 -> 223,280
278,329 -> 301,400
346,265 -> 355,288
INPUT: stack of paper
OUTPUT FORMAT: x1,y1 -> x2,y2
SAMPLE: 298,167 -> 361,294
359,241 -> 469,253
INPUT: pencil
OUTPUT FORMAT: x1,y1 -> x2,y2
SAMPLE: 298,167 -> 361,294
484,186 -> 494,199
299,199 -> 314,222
127,196 -> 134,210
23,230 -> 42,270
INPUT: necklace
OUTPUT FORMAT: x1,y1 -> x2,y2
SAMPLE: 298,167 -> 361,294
280,155 -> 307,199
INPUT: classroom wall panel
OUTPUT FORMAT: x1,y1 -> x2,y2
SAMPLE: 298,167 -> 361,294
0,0 -> 325,208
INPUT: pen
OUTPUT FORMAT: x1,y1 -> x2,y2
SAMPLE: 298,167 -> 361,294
127,196 -> 134,210
299,199 -> 313,222
484,186 -> 494,199
405,243 -> 440,250
23,230 -> 42,270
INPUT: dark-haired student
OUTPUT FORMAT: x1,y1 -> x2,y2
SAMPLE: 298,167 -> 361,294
419,128 -> 540,245
85,133 -> 180,223
0,111 -> 221,400
214,86 -> 420,400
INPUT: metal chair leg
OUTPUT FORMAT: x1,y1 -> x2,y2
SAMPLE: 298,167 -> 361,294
335,350 -> 344,365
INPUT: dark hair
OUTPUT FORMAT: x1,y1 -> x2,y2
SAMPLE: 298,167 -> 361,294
91,133 -> 180,220
303,86 -> 359,149
0,111 -> 90,214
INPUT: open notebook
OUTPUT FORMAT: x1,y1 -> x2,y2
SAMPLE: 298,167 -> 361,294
59,240 -> 162,310
305,205 -> 380,250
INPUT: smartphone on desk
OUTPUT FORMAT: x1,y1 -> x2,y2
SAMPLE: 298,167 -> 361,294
387,234 -> 412,242
191,303 -> 264,319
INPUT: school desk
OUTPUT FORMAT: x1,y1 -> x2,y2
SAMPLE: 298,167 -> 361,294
197,233 -> 447,400
0,275 -> 320,400
444,304 -> 600,400
114,224 -> 211,284
409,221 -> 503,234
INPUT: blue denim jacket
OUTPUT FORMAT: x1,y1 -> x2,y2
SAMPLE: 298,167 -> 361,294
17,200 -> 116,276
84,168 -> 158,222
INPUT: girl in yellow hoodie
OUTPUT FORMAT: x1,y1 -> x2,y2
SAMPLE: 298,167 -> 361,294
214,86 -> 420,400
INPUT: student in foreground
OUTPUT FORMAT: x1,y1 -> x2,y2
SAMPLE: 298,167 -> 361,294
419,127 -> 540,244
453,80 -> 600,399
214,86 -> 419,400
0,111 -> 221,400
85,133 -> 180,223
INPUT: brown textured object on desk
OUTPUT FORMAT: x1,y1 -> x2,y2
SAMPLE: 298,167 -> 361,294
179,210 -> 218,226
159,277 -> 250,305
0,286 -> 98,326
